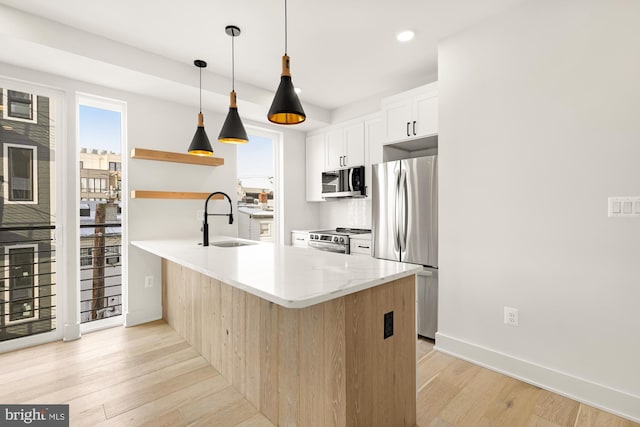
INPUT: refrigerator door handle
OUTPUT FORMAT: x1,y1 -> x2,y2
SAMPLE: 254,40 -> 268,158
393,169 -> 401,253
398,168 -> 407,253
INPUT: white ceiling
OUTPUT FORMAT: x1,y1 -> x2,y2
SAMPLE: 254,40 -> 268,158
0,0 -> 527,125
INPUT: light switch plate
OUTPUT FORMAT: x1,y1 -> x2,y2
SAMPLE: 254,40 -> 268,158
608,197 -> 640,218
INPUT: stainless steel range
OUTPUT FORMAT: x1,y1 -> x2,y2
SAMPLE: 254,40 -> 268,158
308,228 -> 371,254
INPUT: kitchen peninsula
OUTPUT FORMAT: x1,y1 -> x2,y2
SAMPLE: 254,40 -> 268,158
132,237 -> 422,426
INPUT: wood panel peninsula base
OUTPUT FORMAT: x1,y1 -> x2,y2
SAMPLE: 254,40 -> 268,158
162,259 -> 416,427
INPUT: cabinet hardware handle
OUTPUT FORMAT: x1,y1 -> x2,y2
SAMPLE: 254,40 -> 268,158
406,122 -> 411,137
339,156 -> 343,167
344,155 -> 347,166
413,121 -> 417,135
358,245 -> 370,249
296,238 -> 304,241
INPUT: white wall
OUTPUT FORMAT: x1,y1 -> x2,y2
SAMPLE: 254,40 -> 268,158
437,0 -> 640,421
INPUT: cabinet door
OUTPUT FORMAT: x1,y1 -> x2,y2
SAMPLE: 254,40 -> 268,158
383,98 -> 412,143
413,93 -> 438,138
306,133 -> 325,202
364,116 -> 383,198
325,128 -> 344,170
344,122 -> 364,167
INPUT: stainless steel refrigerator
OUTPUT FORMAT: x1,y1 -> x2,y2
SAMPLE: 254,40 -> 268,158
372,156 -> 438,338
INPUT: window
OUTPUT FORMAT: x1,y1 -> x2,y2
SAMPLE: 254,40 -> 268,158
2,89 -> 37,123
79,161 -> 84,169
106,245 -> 120,265
108,162 -> 120,172
101,178 -> 107,192
5,246 -> 39,323
80,205 -> 90,217
80,248 -> 92,266
88,178 -> 95,192
3,144 -> 38,203
81,177 -> 88,191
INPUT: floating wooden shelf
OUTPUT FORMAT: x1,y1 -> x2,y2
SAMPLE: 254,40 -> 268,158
130,191 -> 224,200
130,148 -> 224,167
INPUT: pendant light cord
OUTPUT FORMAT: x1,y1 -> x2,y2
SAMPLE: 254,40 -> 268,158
199,66 -> 202,113
284,0 -> 288,55
232,32 -> 235,91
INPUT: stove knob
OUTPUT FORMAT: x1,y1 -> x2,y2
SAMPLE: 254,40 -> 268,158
333,237 -> 338,242
339,237 -> 345,244
312,235 -> 317,239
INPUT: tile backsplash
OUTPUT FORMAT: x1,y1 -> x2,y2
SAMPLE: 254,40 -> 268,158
318,198 -> 372,230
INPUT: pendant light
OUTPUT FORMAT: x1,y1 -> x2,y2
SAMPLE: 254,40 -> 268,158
188,59 -> 214,156
267,0 -> 306,125
218,25 -> 249,143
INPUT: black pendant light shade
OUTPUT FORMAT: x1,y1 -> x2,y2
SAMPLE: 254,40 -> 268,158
188,59 -> 214,156
219,25 -> 249,144
268,55 -> 306,125
218,91 -> 248,143
268,0 -> 306,125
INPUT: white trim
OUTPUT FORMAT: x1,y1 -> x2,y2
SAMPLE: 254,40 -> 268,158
80,314 -> 123,334
3,244 -> 39,325
2,88 -> 38,124
2,143 -> 38,205
244,125 -> 285,246
435,332 -> 640,423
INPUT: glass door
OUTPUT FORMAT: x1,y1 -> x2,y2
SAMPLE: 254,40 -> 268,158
0,80 -> 62,349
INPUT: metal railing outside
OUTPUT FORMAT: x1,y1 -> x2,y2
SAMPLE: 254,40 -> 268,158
80,223 -> 122,323
0,225 -> 56,342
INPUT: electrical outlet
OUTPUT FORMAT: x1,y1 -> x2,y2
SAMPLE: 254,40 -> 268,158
196,209 -> 204,222
504,306 -> 519,326
384,311 -> 394,339
144,276 -> 154,288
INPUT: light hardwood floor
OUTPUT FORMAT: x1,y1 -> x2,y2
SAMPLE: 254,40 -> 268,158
0,321 -> 636,427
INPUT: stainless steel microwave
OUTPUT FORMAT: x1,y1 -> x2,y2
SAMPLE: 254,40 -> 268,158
321,166 -> 366,198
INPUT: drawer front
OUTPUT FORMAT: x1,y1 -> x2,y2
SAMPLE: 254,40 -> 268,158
350,239 -> 372,255
291,232 -> 309,247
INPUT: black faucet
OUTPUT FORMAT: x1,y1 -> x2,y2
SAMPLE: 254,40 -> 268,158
202,192 -> 234,246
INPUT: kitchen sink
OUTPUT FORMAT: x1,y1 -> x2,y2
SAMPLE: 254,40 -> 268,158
209,241 -> 256,248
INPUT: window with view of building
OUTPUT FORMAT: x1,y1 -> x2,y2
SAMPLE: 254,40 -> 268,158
4,144 -> 37,203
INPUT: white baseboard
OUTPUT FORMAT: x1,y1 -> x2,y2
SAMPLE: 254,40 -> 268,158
63,321 -> 81,341
435,332 -> 640,423
124,308 -> 162,327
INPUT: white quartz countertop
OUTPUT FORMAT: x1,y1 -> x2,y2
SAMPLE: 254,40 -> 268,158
132,237 -> 423,308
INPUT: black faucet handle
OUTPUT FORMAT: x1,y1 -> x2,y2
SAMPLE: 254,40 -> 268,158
228,213 -> 234,224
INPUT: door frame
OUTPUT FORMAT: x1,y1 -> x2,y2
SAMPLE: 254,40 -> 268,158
76,93 -> 128,334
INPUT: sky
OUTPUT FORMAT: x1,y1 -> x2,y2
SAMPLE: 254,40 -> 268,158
79,105 -> 122,153
79,105 -> 273,190
237,134 -> 274,191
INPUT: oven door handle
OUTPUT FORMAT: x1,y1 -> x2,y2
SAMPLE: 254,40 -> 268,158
308,241 -> 347,254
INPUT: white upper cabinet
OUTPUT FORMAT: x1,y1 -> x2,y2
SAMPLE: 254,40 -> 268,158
305,133 -> 325,202
382,82 -> 438,143
364,114 -> 384,198
325,122 -> 365,170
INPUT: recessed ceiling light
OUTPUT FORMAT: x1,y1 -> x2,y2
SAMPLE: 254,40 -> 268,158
294,87 -> 302,95
397,30 -> 415,42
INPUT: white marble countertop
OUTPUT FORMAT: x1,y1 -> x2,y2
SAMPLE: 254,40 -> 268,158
238,206 -> 274,218
132,237 -> 423,308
